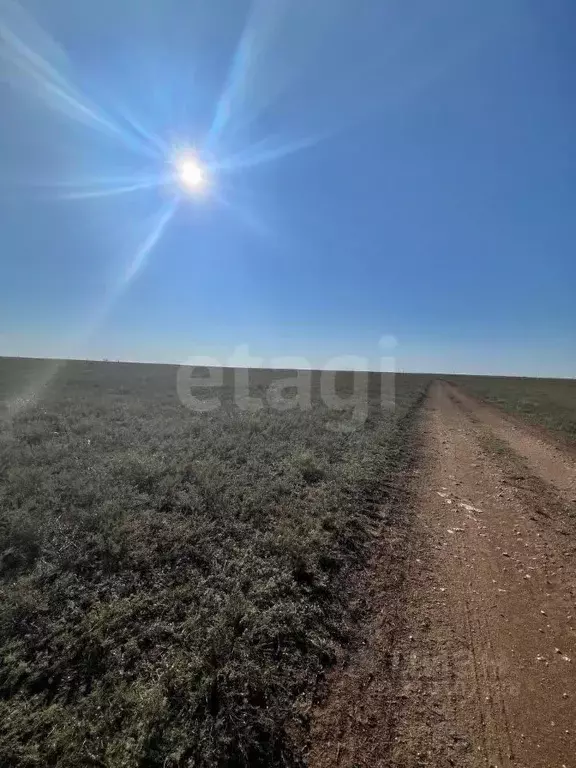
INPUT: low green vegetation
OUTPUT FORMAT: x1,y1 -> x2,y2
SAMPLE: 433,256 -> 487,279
0,357 -> 430,767
450,374 -> 576,445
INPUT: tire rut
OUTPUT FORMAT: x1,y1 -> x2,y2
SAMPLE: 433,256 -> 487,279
446,382 -> 576,505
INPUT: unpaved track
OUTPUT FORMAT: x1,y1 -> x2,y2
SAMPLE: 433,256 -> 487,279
446,383 -> 576,503
309,381 -> 576,768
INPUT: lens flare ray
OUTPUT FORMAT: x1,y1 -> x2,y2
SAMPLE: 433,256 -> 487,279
112,103 -> 170,158
0,0 -> 161,160
56,177 -> 165,201
123,198 -> 179,284
216,132 -> 326,173
22,174 -> 163,189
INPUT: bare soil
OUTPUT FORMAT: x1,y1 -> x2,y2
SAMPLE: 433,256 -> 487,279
309,380 -> 576,768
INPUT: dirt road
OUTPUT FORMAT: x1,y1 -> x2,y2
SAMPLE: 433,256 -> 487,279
309,381 -> 576,768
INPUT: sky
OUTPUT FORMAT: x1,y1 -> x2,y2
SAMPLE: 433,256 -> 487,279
1,0 -> 575,377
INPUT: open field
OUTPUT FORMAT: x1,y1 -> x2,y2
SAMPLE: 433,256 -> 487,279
449,374 -> 576,446
2,360 -> 576,767
0,357 -> 430,767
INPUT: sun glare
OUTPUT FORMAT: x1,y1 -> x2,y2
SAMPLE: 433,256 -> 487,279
175,154 -> 207,193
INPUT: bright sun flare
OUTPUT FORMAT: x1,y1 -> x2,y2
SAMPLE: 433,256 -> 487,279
175,155 -> 206,193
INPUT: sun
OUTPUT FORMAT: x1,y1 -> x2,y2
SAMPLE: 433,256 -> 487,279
174,153 -> 207,193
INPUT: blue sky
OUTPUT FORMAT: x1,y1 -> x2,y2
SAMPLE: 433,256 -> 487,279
1,0 -> 575,376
